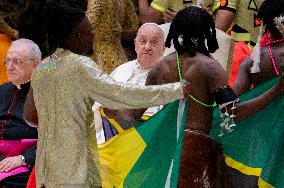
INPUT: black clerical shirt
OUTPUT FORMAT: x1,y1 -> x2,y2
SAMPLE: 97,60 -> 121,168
0,82 -> 37,167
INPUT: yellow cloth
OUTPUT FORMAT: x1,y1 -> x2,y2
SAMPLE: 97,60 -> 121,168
32,49 -> 183,187
150,0 -> 236,13
87,0 -> 140,73
150,0 -> 226,13
0,34 -> 11,84
98,126 -> 146,188
150,0 -> 195,12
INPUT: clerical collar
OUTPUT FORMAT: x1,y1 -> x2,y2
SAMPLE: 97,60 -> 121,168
16,81 -> 31,90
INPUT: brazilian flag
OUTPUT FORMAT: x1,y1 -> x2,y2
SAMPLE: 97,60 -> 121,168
98,77 -> 284,188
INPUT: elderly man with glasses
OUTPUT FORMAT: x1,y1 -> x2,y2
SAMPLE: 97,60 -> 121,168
0,38 -> 40,188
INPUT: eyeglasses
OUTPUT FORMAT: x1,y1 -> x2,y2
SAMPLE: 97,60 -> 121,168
2,58 -> 35,66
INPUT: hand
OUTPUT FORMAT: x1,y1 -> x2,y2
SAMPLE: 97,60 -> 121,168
0,155 -> 24,172
163,9 -> 177,23
103,108 -> 120,119
182,80 -> 191,100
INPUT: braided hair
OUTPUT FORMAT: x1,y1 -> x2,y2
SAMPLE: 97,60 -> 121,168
258,0 -> 284,35
165,6 -> 218,57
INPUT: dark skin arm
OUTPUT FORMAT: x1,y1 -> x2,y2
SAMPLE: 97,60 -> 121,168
23,87 -> 38,127
208,59 -> 284,122
214,9 -> 235,32
162,9 -> 177,23
233,57 -> 253,95
234,73 -> 283,121
139,0 -> 163,24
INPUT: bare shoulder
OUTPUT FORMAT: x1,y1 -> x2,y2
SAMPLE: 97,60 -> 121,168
200,56 -> 226,78
147,53 -> 176,85
157,53 -> 176,71
197,56 -> 228,92
239,57 -> 253,70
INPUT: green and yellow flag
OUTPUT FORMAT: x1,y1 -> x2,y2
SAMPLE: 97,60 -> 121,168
98,77 -> 284,188
99,100 -> 188,187
211,77 -> 284,188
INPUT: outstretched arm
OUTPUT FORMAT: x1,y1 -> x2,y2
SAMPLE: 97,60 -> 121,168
103,61 -> 172,123
83,64 -> 183,110
209,60 -> 283,122
234,73 -> 284,121
103,65 -> 162,122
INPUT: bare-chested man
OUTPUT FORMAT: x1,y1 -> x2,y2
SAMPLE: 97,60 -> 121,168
108,6 -> 284,187
234,0 -> 284,95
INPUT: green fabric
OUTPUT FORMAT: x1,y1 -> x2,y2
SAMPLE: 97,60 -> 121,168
211,77 -> 284,187
122,77 -> 284,187
124,100 -> 188,187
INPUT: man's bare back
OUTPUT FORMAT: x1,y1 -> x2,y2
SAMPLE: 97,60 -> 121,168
147,51 -> 227,133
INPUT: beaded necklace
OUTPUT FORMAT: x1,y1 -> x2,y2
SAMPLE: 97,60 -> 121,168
261,35 -> 284,76
268,38 -> 284,76
268,45 -> 280,76
176,52 -> 216,108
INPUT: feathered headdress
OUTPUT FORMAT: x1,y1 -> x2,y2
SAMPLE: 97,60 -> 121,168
196,0 -> 213,10
273,14 -> 284,37
250,23 -> 265,73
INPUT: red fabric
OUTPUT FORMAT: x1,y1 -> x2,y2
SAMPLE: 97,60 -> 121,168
260,33 -> 270,47
228,42 -> 252,87
260,33 -> 284,47
0,139 -> 37,157
26,167 -> 36,188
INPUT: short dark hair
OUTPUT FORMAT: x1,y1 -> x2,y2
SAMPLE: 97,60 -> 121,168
165,6 -> 218,57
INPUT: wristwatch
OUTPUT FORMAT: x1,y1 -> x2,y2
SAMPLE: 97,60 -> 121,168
20,155 -> 27,166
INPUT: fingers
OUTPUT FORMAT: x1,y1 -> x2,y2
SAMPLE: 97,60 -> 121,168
182,81 -> 191,98
2,163 -> 15,172
103,108 -> 119,119
0,159 -> 14,172
165,9 -> 176,16
0,156 -> 22,172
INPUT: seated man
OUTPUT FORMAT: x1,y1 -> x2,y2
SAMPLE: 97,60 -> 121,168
94,23 -> 166,143
0,38 -> 40,188
234,0 -> 284,95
